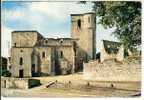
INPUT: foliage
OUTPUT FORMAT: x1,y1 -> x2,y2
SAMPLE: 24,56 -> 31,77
1,57 -> 10,76
103,40 -> 122,54
1,69 -> 11,77
81,1 -> 141,51
94,1 -> 141,50
2,57 -> 7,64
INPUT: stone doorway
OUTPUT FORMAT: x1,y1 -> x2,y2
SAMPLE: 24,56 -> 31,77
75,58 -> 83,72
79,58 -> 83,71
19,69 -> 23,78
31,64 -> 35,76
4,80 -> 6,88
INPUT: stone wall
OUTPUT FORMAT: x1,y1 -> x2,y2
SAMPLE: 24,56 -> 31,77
1,77 -> 41,89
58,46 -> 75,71
60,60 -> 69,74
52,46 -> 75,74
11,48 -> 33,77
11,30 -> 75,77
41,38 -> 74,46
83,58 -> 141,81
10,43 -> 74,77
35,47 -> 53,76
12,31 -> 41,47
71,13 -> 96,60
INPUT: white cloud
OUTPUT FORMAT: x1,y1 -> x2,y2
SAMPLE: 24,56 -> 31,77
2,2 -> 93,34
2,8 -> 25,23
1,2 -> 93,57
2,2 -> 118,56
27,2 -> 94,37
29,2 -> 93,21
96,24 -> 118,52
1,25 -> 12,57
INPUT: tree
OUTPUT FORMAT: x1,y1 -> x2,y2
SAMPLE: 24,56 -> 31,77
81,1 -> 141,51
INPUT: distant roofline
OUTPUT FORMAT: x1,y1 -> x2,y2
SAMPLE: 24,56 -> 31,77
84,12 -> 95,14
12,30 -> 39,33
12,30 -> 44,38
71,12 -> 95,16
102,39 -> 120,43
11,30 -> 78,40
44,38 -> 78,40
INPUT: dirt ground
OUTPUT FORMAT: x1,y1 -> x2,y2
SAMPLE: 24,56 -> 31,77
1,73 -> 141,97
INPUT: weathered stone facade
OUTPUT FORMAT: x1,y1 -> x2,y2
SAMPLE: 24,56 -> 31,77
11,12 -> 96,77
1,77 -> 40,89
10,12 -> 127,79
83,58 -> 141,81
82,40 -> 137,82
100,40 -> 124,62
71,12 -> 96,70
11,31 -> 75,77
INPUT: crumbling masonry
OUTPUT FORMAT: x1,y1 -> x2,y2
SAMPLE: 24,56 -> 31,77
10,12 -> 96,77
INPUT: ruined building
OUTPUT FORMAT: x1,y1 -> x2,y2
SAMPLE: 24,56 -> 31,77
100,40 -> 124,62
10,12 -> 96,78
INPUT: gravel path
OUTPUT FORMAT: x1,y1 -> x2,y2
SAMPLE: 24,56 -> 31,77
1,73 -> 141,97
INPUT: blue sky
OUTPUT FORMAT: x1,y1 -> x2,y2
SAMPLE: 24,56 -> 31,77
2,1 -> 118,57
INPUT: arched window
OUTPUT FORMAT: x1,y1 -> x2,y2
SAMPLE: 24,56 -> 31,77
77,19 -> 81,30
19,57 -> 23,65
60,51 -> 63,58
20,50 -> 23,52
42,52 -> 45,58
94,17 -> 96,23
14,43 -> 16,47
88,17 -> 90,23
59,39 -> 63,44
45,40 -> 48,44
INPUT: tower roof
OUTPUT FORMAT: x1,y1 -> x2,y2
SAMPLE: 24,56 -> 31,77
71,12 -> 95,16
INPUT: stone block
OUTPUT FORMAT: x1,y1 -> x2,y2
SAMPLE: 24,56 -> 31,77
1,77 -> 41,89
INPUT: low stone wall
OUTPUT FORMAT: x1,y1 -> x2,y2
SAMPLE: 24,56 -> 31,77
1,77 -> 41,89
83,59 -> 141,82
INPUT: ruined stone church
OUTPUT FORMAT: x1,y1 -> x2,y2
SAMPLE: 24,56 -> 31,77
10,12 -> 123,78
11,12 -> 96,77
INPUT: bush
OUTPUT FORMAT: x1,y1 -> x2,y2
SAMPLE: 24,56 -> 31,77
1,69 -> 11,77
